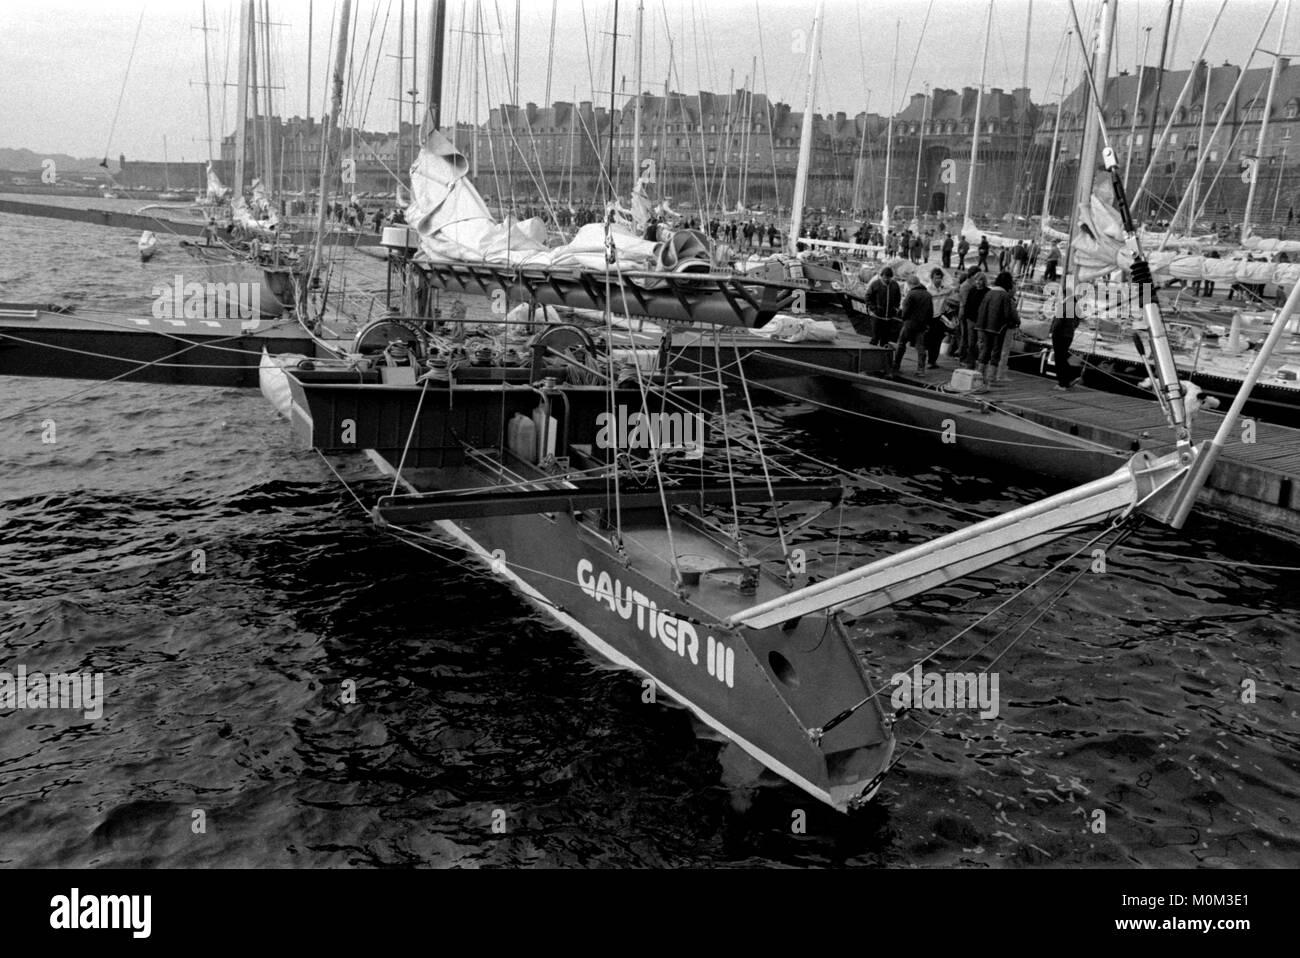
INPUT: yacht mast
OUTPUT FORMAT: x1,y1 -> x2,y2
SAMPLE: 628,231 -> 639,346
1040,68 -> 1066,230
788,0 -> 824,252
912,84 -> 928,217
311,0 -> 353,278
234,0 -> 252,198
962,1 -> 994,232
1124,27 -> 1151,191
201,0 -> 215,165
1069,0 -> 1115,275
1243,0 -> 1293,242
882,19 -> 898,238
633,0 -> 644,181
424,0 -> 446,136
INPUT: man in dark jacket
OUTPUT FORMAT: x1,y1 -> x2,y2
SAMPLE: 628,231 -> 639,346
894,274 -> 934,373
957,236 -> 970,268
977,235 -> 991,271
976,270 -> 1019,386
865,266 -> 902,345
1051,286 -> 1082,390
957,266 -> 988,369
941,232 -> 954,268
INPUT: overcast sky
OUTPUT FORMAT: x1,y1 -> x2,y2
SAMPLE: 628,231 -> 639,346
0,0 -> 1289,161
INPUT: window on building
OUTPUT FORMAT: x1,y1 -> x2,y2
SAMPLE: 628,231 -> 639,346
1210,150 -> 1219,162
1170,133 -> 1178,144
1288,101 -> 1300,119
1286,127 -> 1294,140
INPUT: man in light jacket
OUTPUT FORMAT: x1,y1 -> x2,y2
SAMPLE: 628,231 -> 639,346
976,270 -> 1020,386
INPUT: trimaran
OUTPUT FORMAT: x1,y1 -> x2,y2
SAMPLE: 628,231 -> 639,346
2,0 -> 1291,813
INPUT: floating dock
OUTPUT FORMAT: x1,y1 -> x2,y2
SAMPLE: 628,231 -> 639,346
708,334 -> 1300,543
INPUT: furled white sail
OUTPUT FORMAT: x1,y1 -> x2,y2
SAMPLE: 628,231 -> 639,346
205,163 -> 230,204
1072,181 -> 1300,285
405,129 -> 711,274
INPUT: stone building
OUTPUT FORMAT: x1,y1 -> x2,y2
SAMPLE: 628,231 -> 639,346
1041,59 -> 1300,227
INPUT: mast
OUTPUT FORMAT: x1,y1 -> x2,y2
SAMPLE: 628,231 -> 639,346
311,0 -> 353,278
234,0 -> 252,198
963,1 -> 994,231
1139,0 -> 1175,220
605,0 -> 619,205
260,0 -> 275,197
424,0 -> 446,136
1041,68 -> 1066,229
397,0 -> 406,178
306,0 -> 312,121
1191,66 -> 1210,232
912,83 -> 928,216
1131,0 -> 1229,211
1124,27 -> 1151,191
882,19 -> 898,238
1072,0 -> 1115,249
544,0 -> 557,106
1244,0 -> 1292,242
633,0 -> 644,182
201,0 -> 215,165
788,0 -> 824,252
1160,4 -> 1278,251
411,2 -> 419,165
163,135 -> 171,190
472,0 -> 480,179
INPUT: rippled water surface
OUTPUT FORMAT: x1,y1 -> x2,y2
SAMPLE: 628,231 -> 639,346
1,200 -> 1298,867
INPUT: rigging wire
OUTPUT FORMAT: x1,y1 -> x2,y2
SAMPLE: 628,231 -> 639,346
100,7 -> 148,170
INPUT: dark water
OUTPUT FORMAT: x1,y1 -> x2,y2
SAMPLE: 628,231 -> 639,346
1,205 -> 1298,868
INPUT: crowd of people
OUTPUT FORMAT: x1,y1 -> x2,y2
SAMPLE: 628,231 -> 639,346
852,254 -> 1086,391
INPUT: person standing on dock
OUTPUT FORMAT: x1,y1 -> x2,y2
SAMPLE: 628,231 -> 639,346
1043,241 -> 1061,282
1050,285 -> 1082,390
976,271 -> 1019,387
864,266 -> 902,345
957,267 -> 988,368
941,232 -> 953,268
957,235 -> 970,269
894,274 -> 934,374
927,267 -> 955,368
977,235 -> 990,271
1013,241 -> 1029,279
1203,248 -> 1220,297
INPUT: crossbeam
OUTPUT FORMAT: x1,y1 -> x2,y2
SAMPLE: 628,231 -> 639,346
373,479 -> 842,525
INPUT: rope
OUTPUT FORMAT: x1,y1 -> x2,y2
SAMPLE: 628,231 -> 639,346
729,328 -> 791,568
809,516 -> 1127,742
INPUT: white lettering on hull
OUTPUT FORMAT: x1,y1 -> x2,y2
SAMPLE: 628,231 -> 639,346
578,558 -> 733,689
